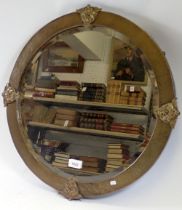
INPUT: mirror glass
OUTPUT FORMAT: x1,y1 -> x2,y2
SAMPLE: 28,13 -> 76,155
19,26 -> 159,176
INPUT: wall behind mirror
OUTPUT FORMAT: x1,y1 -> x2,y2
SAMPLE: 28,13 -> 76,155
0,0 -> 181,209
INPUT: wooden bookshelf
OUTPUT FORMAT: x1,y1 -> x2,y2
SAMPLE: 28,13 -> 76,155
28,121 -> 144,142
24,96 -> 148,115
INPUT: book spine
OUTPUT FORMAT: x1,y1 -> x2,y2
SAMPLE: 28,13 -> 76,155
33,91 -> 55,98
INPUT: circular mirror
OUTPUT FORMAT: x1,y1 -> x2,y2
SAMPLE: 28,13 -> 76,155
4,6 -> 179,199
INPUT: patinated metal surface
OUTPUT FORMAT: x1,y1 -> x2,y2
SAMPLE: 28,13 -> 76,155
77,4 -> 101,25
155,98 -> 180,128
2,83 -> 18,107
59,177 -> 82,200
4,5 -> 179,198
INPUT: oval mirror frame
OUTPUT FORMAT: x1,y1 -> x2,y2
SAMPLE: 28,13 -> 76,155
2,5 -> 180,199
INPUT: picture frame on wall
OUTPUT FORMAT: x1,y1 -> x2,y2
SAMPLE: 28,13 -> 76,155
42,42 -> 84,73
111,45 -> 150,85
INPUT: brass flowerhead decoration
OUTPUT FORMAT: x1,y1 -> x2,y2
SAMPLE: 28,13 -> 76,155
77,5 -> 101,25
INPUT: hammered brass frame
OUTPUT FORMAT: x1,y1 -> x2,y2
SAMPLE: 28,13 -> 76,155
4,5 -> 179,199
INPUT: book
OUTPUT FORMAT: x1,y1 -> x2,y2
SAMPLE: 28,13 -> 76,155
57,86 -> 79,91
54,119 -> 77,127
78,156 -> 100,162
107,149 -> 125,154
107,160 -> 124,166
59,80 -> 80,87
79,82 -> 106,102
33,91 -> 55,98
54,152 -> 70,158
55,113 -> 79,121
80,112 -> 113,120
54,156 -> 70,161
32,104 -> 48,122
110,128 -> 143,135
124,85 -> 144,93
54,158 -> 69,164
110,126 -> 143,131
81,83 -> 106,88
106,164 -> 120,169
106,80 -> 124,104
34,87 -> 56,93
56,108 -> 78,116
111,123 -> 144,129
56,90 -> 78,96
52,161 -> 68,168
83,161 -> 99,168
107,153 -> 126,159
79,117 -> 112,124
42,108 -> 57,123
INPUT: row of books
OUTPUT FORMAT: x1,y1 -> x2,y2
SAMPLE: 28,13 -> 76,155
25,78 -> 147,107
32,136 -> 152,175
29,79 -> 107,103
79,83 -> 106,102
109,123 -> 145,135
31,76 -> 58,98
52,152 -> 106,174
53,108 -> 79,127
106,80 -> 146,106
31,104 -> 56,124
78,112 -> 113,131
55,80 -> 80,101
106,143 -> 130,172
30,105 -> 145,137
35,138 -> 132,174
34,139 -> 106,174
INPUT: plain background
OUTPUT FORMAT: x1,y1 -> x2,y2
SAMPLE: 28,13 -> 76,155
0,0 -> 182,210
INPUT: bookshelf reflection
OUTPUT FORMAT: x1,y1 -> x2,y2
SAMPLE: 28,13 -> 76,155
20,26 -> 159,176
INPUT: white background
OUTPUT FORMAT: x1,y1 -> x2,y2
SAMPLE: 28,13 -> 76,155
0,1 -> 182,210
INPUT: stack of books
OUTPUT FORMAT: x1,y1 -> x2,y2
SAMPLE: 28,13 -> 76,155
79,83 -> 106,102
55,80 -> 80,101
106,143 -> 130,172
120,85 -> 146,106
33,77 -> 57,98
52,152 -> 70,168
53,108 -> 79,127
106,80 -> 124,104
52,154 -> 106,174
31,104 -> 56,124
39,140 -> 69,163
106,80 -> 146,106
79,156 -> 106,173
40,140 -> 61,163
110,122 -> 145,136
33,87 -> 55,98
79,112 -> 113,130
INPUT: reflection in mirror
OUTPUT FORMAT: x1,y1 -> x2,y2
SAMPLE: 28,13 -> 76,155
20,26 -> 159,176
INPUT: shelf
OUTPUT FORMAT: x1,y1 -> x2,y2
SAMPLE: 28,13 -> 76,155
28,121 -> 144,142
24,96 -> 148,115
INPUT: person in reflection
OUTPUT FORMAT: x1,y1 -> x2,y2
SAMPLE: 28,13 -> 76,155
115,46 -> 145,81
